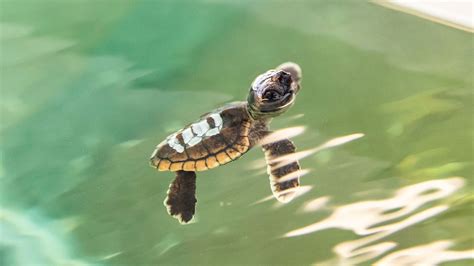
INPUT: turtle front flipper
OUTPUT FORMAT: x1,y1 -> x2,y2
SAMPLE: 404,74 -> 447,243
262,139 -> 301,203
164,171 -> 197,224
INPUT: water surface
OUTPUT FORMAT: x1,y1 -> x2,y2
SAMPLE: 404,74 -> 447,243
1,1 -> 473,265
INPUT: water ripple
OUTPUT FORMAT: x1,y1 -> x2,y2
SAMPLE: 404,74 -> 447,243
375,240 -> 474,265
283,177 -> 470,265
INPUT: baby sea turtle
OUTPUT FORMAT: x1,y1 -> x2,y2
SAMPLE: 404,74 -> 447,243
150,62 -> 303,224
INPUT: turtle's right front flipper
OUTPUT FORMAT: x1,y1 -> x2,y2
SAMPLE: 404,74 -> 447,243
164,171 -> 197,224
262,139 -> 301,203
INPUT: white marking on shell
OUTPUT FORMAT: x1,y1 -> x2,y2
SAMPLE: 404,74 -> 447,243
167,133 -> 185,153
181,128 -> 193,144
191,120 -> 210,136
210,113 -> 223,128
205,127 -> 220,137
173,144 -> 184,153
164,113 -> 225,152
187,136 -> 202,147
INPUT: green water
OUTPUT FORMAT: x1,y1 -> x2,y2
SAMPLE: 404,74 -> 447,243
1,1 -> 473,265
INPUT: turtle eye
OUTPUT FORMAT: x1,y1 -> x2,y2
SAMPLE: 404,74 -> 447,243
278,72 -> 292,86
263,90 -> 281,101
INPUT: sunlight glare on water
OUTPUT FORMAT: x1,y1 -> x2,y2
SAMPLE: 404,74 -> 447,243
284,177 -> 472,265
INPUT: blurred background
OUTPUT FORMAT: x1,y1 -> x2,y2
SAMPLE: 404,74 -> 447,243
0,1 -> 473,265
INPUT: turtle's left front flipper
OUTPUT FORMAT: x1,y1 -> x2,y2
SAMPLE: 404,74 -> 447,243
164,171 -> 197,224
262,139 -> 301,203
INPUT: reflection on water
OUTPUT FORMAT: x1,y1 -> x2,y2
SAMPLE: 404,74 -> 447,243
252,132 -> 364,208
284,177 -> 473,265
375,240 -> 474,265
298,196 -> 330,213
259,126 -> 306,146
251,185 -> 313,206
268,133 -> 364,169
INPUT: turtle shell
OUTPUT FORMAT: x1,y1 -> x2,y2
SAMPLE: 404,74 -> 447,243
150,102 -> 252,172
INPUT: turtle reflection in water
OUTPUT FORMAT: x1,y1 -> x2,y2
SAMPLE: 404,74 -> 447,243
150,62 -> 303,224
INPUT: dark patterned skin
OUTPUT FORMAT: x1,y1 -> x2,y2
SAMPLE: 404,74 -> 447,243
150,62 -> 303,224
262,139 -> 300,197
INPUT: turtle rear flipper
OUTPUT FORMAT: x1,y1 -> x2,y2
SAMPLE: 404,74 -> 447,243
164,171 -> 197,224
262,139 -> 301,203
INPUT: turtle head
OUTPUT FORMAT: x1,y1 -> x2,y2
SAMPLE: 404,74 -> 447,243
247,62 -> 301,119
